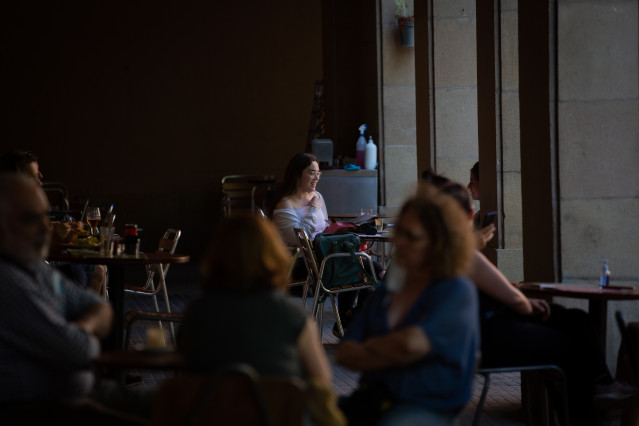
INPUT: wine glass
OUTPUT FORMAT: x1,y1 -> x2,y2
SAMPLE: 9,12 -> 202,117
86,207 -> 101,237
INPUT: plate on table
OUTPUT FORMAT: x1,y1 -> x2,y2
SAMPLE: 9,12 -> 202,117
66,248 -> 102,257
62,243 -> 99,250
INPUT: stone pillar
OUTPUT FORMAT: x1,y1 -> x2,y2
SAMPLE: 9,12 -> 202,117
476,0 -> 523,279
518,0 -> 560,282
379,0 -> 418,211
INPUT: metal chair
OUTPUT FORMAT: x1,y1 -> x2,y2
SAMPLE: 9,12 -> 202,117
473,364 -> 569,426
293,227 -> 377,340
152,364 -> 306,426
124,228 -> 181,342
221,175 -> 275,217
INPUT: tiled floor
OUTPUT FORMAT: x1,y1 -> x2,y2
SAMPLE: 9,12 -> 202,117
122,280 -> 527,425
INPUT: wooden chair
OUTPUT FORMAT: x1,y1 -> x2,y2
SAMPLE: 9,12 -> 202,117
152,364 -> 306,426
124,229 -> 181,343
293,227 -> 377,340
221,175 -> 275,217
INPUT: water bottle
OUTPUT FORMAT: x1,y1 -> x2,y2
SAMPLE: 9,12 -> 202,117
599,260 -> 610,288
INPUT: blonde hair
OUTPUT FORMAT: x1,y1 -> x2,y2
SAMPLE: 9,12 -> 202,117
399,183 -> 475,280
201,214 -> 292,293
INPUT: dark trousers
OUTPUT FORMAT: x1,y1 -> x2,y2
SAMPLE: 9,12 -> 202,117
481,304 -> 612,426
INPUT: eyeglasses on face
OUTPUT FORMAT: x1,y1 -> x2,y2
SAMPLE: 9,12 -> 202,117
306,171 -> 322,179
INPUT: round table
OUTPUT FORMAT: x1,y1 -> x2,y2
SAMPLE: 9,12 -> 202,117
518,282 -> 639,352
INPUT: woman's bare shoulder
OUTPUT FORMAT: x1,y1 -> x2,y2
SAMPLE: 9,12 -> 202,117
275,197 -> 294,210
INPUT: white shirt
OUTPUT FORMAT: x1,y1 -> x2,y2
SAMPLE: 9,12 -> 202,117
272,192 -> 329,246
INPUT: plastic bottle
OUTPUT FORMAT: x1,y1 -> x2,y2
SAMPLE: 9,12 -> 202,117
124,224 -> 140,256
365,136 -> 377,170
599,260 -> 610,288
356,124 -> 367,168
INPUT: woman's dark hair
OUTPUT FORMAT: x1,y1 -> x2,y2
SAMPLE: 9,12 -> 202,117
271,153 -> 318,210
421,169 -> 472,215
0,150 -> 38,173
399,184 -> 474,280
470,161 -> 479,182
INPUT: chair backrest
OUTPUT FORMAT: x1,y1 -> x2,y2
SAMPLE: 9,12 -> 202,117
255,208 -> 268,219
158,229 -> 181,254
151,229 -> 181,278
286,247 -> 300,281
42,182 -> 70,212
152,364 -> 306,426
294,228 -> 320,287
221,175 -> 275,217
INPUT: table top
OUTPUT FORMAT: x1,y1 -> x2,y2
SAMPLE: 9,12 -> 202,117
518,282 -> 639,301
48,251 -> 190,265
359,233 -> 393,243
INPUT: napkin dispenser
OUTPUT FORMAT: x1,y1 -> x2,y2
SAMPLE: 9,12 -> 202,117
312,139 -> 333,167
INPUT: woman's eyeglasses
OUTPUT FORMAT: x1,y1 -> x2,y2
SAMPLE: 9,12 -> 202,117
307,171 -> 322,179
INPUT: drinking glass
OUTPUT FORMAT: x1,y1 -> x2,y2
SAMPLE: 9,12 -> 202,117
86,207 -> 101,237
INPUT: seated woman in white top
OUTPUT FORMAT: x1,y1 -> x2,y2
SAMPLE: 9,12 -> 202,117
272,153 -> 372,336
272,153 -> 329,247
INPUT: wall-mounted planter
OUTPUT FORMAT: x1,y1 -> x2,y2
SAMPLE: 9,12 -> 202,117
398,17 -> 414,46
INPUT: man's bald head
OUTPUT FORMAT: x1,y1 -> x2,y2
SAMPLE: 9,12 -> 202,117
0,173 -> 51,264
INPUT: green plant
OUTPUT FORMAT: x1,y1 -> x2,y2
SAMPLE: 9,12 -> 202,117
395,0 -> 413,19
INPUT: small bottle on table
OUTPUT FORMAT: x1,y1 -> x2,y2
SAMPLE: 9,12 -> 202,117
600,259 -> 610,288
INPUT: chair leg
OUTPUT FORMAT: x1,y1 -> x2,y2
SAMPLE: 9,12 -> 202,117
124,319 -> 134,351
473,373 -> 491,426
301,277 -> 311,307
310,284 -> 322,321
317,302 -> 324,341
103,266 -> 110,301
159,276 -> 176,344
329,294 -> 343,337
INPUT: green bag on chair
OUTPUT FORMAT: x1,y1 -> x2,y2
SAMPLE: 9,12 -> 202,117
313,232 -> 375,289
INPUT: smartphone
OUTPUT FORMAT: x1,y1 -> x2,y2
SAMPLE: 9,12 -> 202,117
482,211 -> 497,228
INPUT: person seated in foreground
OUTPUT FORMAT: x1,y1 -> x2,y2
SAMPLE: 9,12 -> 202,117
0,174 -> 145,426
335,183 -> 479,426
178,214 -> 346,426
0,149 -> 106,293
426,170 -> 637,425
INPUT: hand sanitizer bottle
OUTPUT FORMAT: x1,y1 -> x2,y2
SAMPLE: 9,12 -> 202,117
599,260 -> 610,288
365,136 -> 377,170
356,124 -> 367,168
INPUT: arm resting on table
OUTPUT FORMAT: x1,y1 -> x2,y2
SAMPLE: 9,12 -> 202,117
471,250 -> 532,316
